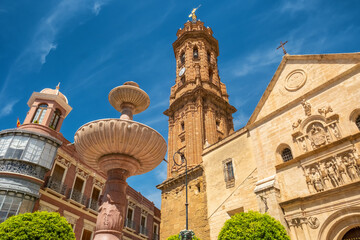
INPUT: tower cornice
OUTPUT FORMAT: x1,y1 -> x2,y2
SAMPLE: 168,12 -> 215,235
164,86 -> 236,117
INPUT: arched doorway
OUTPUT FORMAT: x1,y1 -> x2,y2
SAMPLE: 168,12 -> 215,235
342,226 -> 360,240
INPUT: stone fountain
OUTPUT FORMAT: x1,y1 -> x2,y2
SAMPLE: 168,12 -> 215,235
74,82 -> 167,240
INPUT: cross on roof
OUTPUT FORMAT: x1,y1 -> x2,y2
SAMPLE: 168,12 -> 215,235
277,41 -> 288,55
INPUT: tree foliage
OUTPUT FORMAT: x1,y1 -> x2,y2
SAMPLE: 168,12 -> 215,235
167,234 -> 201,240
0,211 -> 75,240
218,211 -> 290,240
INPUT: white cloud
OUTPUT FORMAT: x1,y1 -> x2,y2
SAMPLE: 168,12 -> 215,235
142,115 -> 167,126
230,47 -> 282,77
154,162 -> 167,182
145,190 -> 162,208
92,0 -> 107,16
40,42 -> 57,64
233,111 -> 250,130
0,99 -> 19,118
280,0 -> 308,13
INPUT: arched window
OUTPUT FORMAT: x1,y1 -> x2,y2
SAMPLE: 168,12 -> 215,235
181,76 -> 185,85
49,109 -> 61,130
209,69 -> 213,82
356,115 -> 360,130
207,51 -> 211,62
180,52 -> 185,65
193,47 -> 198,59
281,148 -> 293,162
32,104 -> 48,124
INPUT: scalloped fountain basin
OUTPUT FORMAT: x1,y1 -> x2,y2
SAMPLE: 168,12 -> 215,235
74,118 -> 167,175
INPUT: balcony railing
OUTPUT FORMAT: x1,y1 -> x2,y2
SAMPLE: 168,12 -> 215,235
140,226 -> 148,236
45,176 -> 67,195
69,188 -> 88,206
124,219 -> 136,231
152,233 -> 159,240
88,198 -> 99,212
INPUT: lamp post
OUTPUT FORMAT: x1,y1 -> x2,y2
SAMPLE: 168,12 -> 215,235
173,151 -> 195,240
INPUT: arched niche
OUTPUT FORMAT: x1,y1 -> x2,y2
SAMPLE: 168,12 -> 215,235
318,207 -> 360,240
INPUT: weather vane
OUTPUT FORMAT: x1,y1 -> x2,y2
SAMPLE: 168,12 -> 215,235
189,5 -> 201,23
277,41 -> 288,55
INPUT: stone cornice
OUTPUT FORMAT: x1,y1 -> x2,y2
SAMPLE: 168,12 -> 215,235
156,164 -> 203,190
164,87 -> 236,117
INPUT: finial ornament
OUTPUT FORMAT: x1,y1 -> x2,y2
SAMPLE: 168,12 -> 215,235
56,82 -> 60,95
277,41 -> 288,55
188,5 -> 201,23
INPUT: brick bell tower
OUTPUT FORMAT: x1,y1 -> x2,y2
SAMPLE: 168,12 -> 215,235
157,14 -> 236,240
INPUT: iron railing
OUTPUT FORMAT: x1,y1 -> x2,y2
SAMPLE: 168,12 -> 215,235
140,226 -> 148,236
88,198 -> 99,211
69,188 -> 88,206
124,219 -> 136,231
45,176 -> 67,195
152,233 -> 159,240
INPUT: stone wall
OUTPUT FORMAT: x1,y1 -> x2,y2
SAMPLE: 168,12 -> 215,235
202,129 -> 259,239
158,166 -> 210,240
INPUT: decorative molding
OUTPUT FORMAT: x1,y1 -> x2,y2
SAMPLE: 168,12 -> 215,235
83,219 -> 96,231
94,178 -> 105,189
76,168 -> 90,180
38,200 -> 59,212
141,209 -> 148,216
55,155 -> 71,168
63,210 -> 80,225
128,201 -> 137,208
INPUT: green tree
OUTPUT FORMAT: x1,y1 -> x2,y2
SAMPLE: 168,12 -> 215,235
218,211 -> 290,240
167,234 -> 201,240
0,211 -> 75,240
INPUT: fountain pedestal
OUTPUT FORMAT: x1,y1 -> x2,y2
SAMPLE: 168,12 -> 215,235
74,82 -> 167,240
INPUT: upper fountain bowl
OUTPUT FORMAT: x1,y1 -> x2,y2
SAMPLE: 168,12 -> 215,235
109,81 -> 150,115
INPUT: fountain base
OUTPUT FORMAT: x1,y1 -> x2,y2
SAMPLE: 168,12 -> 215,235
93,168 -> 130,240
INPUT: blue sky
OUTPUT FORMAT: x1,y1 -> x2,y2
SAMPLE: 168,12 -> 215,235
1,0 -> 360,208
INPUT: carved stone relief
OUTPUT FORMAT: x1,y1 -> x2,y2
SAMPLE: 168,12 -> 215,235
285,69 -> 307,91
318,106 -> 333,117
287,216 -> 320,229
292,103 -> 342,153
301,99 -> 312,116
307,217 -> 320,229
302,148 -> 360,194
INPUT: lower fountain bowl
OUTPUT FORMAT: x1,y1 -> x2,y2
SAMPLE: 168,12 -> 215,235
74,119 -> 167,175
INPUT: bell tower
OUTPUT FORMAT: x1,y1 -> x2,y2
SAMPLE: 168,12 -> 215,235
157,16 -> 236,240
165,20 -> 236,177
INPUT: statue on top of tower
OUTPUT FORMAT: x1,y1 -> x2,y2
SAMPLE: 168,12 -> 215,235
188,5 -> 201,23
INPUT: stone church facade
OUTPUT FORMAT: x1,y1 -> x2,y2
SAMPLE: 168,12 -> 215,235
158,18 -> 360,240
